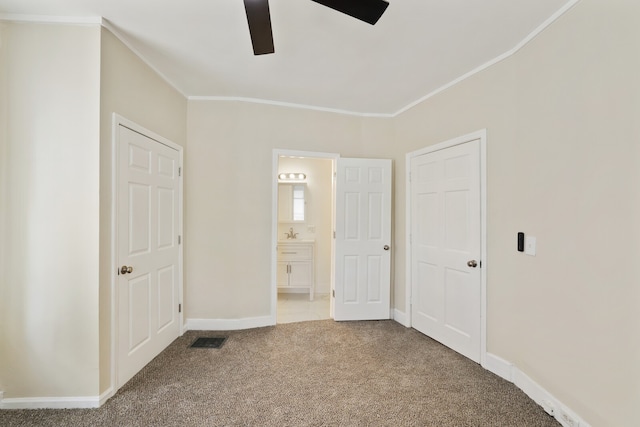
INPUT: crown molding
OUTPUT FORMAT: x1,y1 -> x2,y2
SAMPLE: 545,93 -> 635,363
0,14 -> 102,25
188,96 -> 393,118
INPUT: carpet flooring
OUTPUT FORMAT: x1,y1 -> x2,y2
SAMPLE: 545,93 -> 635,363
0,320 -> 558,426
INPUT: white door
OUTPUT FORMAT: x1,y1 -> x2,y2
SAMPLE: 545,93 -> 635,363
117,125 -> 181,387
334,158 -> 392,321
410,140 -> 481,362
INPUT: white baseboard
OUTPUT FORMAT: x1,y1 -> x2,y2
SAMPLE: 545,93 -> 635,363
185,315 -> 273,331
98,387 -> 113,407
483,352 -> 514,382
0,395 -> 102,409
392,309 -> 409,326
483,353 -> 590,427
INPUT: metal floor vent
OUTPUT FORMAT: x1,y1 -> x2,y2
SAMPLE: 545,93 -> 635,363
190,337 -> 227,349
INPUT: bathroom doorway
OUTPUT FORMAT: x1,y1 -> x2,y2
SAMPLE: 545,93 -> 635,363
272,150 -> 338,324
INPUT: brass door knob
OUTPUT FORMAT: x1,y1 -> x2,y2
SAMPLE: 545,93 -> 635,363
120,265 -> 133,274
467,260 -> 478,268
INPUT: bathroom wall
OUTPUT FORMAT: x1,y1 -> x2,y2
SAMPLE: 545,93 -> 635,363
278,157 -> 334,294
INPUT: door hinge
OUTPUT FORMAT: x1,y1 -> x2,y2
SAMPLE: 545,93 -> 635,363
479,260 -> 482,268
178,235 -> 182,244
333,231 -> 336,239
332,289 -> 335,298
178,167 -> 181,177
178,303 -> 182,313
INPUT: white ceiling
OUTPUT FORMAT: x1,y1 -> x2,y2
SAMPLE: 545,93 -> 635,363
0,0 -> 576,115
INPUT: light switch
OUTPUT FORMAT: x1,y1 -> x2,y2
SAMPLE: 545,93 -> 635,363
525,236 -> 537,256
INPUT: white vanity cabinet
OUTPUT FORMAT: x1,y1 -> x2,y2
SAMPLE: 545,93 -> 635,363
277,241 -> 314,300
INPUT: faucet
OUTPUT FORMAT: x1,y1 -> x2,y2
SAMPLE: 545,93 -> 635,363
284,227 -> 299,239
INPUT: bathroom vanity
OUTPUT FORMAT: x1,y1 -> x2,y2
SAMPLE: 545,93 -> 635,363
277,240 -> 315,300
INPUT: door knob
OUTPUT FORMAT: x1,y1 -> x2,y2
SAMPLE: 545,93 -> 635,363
383,245 -> 390,251
467,260 -> 478,268
120,265 -> 133,274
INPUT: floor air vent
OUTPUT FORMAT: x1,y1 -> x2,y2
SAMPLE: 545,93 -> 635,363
190,337 -> 227,349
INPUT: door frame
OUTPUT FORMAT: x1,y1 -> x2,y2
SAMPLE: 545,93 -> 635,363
405,129 -> 487,365
271,149 -> 339,323
110,114 -> 184,392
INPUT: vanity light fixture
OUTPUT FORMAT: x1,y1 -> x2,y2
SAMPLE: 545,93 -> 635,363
278,173 -> 306,182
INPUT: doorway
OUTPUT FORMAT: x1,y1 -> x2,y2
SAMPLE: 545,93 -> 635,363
405,130 -> 487,364
273,151 -> 336,323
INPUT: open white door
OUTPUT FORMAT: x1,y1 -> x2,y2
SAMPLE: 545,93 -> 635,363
334,158 -> 392,321
117,125 -> 181,387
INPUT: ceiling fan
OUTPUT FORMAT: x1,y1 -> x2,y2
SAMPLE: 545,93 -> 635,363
243,0 -> 390,55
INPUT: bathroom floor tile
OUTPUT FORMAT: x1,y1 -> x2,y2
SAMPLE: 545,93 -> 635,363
277,293 -> 330,324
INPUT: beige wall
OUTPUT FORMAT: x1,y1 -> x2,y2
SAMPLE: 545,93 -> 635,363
186,101 -> 366,319
0,23 -> 101,397
393,0 -> 640,425
98,27 -> 188,393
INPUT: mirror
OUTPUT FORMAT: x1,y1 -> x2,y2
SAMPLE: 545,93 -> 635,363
278,183 -> 306,222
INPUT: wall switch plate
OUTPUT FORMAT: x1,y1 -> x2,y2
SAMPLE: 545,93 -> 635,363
525,236 -> 537,256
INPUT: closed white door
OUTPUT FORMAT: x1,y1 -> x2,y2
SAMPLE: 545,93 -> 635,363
117,125 -> 181,387
410,140 -> 481,362
334,158 -> 392,321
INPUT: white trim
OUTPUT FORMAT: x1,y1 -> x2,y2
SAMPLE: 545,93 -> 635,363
483,353 -> 590,426
405,129 -> 488,364
483,352 -> 514,382
0,14 -> 102,25
392,309 -> 407,326
479,133 -> 488,365
110,114 -> 185,394
0,395 -> 102,410
185,316 -> 272,331
271,149 -> 340,325
98,387 -> 114,407
404,150 -> 412,328
189,96 -> 392,118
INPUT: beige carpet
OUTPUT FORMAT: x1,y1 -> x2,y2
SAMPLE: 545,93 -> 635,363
0,320 -> 558,426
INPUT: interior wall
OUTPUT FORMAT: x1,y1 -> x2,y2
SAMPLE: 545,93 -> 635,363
186,101 -> 366,320
277,157 -> 333,293
99,27 -> 188,394
393,0 -> 640,425
0,22 -> 101,398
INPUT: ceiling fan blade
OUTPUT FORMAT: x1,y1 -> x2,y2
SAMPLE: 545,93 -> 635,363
311,0 -> 389,25
243,0 -> 275,55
